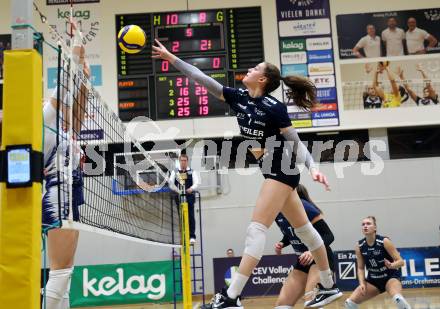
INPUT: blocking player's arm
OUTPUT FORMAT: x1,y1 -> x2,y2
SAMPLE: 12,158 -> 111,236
397,68 -> 417,102
417,65 -> 437,98
383,238 -> 404,269
152,39 -> 225,101
355,245 -> 366,285
384,66 -> 399,98
373,65 -> 385,100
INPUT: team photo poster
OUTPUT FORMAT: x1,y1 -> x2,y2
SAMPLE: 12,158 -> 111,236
337,7 -> 440,59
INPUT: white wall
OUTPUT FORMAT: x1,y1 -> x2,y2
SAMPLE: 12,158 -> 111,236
74,156 -> 440,293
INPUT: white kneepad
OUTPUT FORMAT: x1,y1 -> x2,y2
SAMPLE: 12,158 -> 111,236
45,267 -> 74,301
244,222 -> 267,260
344,299 -> 359,309
295,222 -> 323,251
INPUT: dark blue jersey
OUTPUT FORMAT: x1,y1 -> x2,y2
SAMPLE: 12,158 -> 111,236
223,87 -> 292,147
358,234 -> 400,280
275,199 -> 321,255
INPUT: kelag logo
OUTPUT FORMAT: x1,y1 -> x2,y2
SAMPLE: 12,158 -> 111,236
52,8 -> 100,45
307,50 -> 333,63
280,39 -> 305,52
70,261 -> 178,307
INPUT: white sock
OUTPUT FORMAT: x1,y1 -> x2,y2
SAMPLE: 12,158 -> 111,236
345,299 -> 359,308
61,270 -> 73,309
319,269 -> 334,289
227,272 -> 249,299
274,306 -> 292,309
393,294 -> 411,309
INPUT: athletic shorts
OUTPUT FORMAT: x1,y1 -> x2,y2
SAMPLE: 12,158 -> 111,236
294,245 -> 334,274
258,147 -> 300,189
42,171 -> 84,227
366,273 -> 401,293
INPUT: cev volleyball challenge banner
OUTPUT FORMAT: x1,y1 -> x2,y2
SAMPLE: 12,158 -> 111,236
213,246 -> 440,297
275,0 -> 339,128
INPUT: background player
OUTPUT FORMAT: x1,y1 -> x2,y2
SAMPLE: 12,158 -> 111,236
344,216 -> 411,309
152,39 -> 341,308
42,20 -> 90,309
274,184 -> 338,308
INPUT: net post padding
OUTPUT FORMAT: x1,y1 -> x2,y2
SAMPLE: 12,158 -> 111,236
0,50 -> 43,309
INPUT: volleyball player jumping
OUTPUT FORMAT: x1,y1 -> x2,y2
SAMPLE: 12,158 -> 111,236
344,216 -> 411,309
153,39 -> 342,308
42,20 -> 89,309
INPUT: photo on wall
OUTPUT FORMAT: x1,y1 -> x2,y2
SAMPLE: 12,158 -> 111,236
341,58 -> 440,110
337,8 -> 440,59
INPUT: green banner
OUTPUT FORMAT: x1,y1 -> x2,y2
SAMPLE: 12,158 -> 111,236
280,38 -> 306,52
70,260 -> 181,307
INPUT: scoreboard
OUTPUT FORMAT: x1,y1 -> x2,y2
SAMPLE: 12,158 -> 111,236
116,7 -> 264,121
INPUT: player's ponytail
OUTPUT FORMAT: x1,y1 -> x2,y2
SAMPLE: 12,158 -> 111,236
263,62 -> 317,110
282,75 -> 317,110
297,184 -> 323,214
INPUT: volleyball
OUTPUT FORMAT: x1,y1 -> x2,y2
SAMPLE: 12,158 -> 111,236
117,25 -> 146,54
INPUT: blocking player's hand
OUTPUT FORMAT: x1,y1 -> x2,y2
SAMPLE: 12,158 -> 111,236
274,242 -> 283,255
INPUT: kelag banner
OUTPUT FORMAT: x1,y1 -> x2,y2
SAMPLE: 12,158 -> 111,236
214,246 -> 440,296
213,254 -> 296,296
334,246 -> 440,291
70,260 -> 180,307
275,0 -> 339,128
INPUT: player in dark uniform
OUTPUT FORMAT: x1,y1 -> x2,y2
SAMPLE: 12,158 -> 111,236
398,65 -> 438,106
363,85 -> 383,109
274,184 -> 340,308
344,216 -> 411,309
152,40 -> 341,308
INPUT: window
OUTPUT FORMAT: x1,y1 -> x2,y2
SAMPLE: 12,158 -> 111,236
388,126 -> 440,159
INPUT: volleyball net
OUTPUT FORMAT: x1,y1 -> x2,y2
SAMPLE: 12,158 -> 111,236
48,39 -> 180,247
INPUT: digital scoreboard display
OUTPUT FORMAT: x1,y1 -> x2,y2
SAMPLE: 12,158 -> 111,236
116,7 -> 264,121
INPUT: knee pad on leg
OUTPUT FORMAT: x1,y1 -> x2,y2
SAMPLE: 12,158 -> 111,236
45,268 -> 74,304
345,299 -> 359,309
244,222 -> 267,260
295,222 -> 323,252
393,294 -> 411,309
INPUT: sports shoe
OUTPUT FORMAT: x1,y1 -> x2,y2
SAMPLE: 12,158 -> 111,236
209,288 -> 243,309
190,238 -> 196,244
305,283 -> 343,307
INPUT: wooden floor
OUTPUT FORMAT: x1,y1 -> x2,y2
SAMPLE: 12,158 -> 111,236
78,288 -> 440,309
